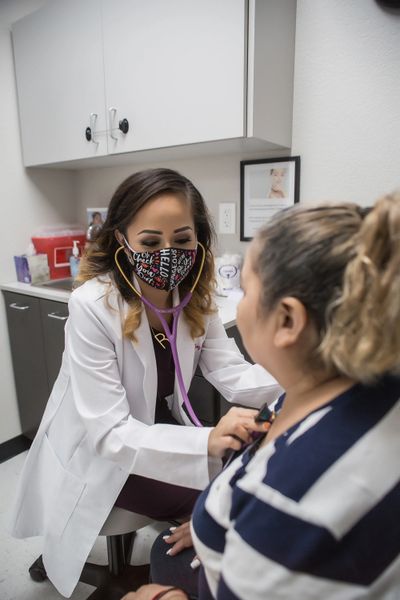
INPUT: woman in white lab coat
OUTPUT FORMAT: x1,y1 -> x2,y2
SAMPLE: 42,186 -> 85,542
9,168 -> 281,598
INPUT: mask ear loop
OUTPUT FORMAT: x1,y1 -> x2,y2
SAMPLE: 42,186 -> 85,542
114,241 -> 207,427
190,241 -> 206,294
114,244 -> 143,299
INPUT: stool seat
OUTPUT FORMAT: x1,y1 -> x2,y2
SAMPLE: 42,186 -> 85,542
99,506 -> 154,536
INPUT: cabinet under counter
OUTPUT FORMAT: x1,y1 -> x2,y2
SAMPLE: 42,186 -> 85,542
3,291 -> 68,440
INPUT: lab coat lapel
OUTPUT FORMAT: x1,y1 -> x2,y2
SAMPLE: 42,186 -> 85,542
174,287 -> 195,408
125,276 -> 157,415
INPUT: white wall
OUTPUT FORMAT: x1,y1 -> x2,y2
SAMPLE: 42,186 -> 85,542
292,0 -> 400,204
75,152 -> 278,257
0,0 -> 77,444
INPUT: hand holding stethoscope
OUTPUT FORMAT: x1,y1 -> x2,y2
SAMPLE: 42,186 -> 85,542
207,405 -> 270,457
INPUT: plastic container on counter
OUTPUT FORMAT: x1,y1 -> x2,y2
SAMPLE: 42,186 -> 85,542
31,226 -> 86,279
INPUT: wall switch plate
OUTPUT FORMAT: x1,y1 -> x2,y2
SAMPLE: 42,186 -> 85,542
218,202 -> 236,234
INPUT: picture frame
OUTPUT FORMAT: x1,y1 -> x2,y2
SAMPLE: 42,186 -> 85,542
86,207 -> 108,242
240,156 -> 300,241
86,207 -> 108,229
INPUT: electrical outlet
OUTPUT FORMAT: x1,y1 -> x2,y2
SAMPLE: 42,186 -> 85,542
218,202 -> 236,234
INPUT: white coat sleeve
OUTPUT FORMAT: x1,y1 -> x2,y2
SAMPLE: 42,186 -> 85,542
66,292 -> 214,490
199,311 -> 283,408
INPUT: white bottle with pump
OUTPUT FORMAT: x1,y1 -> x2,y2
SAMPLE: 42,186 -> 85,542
69,240 -> 80,278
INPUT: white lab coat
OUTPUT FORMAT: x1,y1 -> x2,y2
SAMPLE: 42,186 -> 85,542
9,275 -> 281,597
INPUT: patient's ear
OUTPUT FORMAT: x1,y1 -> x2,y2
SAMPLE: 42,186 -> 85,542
273,297 -> 307,349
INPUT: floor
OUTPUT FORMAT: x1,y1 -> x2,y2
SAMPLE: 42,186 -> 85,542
0,451 -> 169,600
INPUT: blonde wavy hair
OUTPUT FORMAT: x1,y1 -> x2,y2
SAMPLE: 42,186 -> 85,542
77,168 -> 216,341
253,192 -> 400,383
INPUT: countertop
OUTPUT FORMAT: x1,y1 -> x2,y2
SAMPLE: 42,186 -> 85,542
1,281 -> 71,303
0,281 -> 243,329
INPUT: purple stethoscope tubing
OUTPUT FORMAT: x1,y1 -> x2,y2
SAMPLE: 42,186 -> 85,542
114,243 -> 205,427
136,291 -> 202,427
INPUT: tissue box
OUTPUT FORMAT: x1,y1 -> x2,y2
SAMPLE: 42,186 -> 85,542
14,254 -> 50,284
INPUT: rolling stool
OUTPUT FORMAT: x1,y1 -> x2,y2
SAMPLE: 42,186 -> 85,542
29,507 -> 156,600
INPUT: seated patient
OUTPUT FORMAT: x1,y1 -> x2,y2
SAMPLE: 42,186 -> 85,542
123,192 -> 400,600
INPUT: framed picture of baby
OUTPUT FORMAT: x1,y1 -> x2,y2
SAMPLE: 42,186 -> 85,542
240,156 -> 300,241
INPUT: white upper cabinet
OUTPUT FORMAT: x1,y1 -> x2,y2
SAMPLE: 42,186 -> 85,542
102,0 -> 246,155
12,0 -> 108,165
12,0 -> 296,167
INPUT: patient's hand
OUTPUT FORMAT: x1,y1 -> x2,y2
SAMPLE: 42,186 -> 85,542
162,521 -> 193,556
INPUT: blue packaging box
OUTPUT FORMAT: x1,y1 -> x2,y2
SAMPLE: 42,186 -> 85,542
14,255 -> 31,283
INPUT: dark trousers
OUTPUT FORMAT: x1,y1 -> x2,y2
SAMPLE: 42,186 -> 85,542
114,473 -> 200,521
150,529 -> 199,599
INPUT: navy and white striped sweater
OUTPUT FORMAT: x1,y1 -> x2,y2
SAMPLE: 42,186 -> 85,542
191,376 -> 400,599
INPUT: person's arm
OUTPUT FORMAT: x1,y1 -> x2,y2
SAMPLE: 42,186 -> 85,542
199,311 -> 282,408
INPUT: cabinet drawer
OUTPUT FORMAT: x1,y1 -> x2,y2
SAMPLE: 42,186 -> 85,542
40,299 -> 69,391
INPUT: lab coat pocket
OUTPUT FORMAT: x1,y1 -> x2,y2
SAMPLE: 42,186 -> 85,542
39,433 -> 86,538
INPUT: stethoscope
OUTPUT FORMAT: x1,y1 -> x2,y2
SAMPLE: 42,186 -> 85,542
114,241 -> 206,427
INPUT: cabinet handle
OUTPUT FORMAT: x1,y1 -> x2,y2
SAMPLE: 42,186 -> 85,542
119,118 -> 129,134
9,302 -> 30,310
108,108 -> 129,139
85,113 -> 99,144
47,312 -> 68,321
108,107 -> 118,140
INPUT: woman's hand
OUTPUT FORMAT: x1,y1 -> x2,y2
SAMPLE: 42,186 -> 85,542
163,521 -> 193,556
208,407 -> 267,458
121,584 -> 187,600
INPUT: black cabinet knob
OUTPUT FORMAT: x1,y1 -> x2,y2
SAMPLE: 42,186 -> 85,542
119,118 -> 129,134
85,127 -> 92,141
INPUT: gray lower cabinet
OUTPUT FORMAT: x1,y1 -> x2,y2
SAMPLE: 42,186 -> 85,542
218,325 -> 254,420
3,291 -> 68,440
226,325 -> 252,364
188,370 -> 220,427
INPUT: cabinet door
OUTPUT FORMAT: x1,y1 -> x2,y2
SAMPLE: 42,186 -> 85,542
3,292 -> 49,440
102,0 -> 246,154
219,325 -> 254,419
226,324 -> 252,364
12,0 -> 107,166
40,299 -> 69,391
188,368 -> 220,427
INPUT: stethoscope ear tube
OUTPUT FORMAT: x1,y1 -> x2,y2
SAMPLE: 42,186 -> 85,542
114,242 -> 206,427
